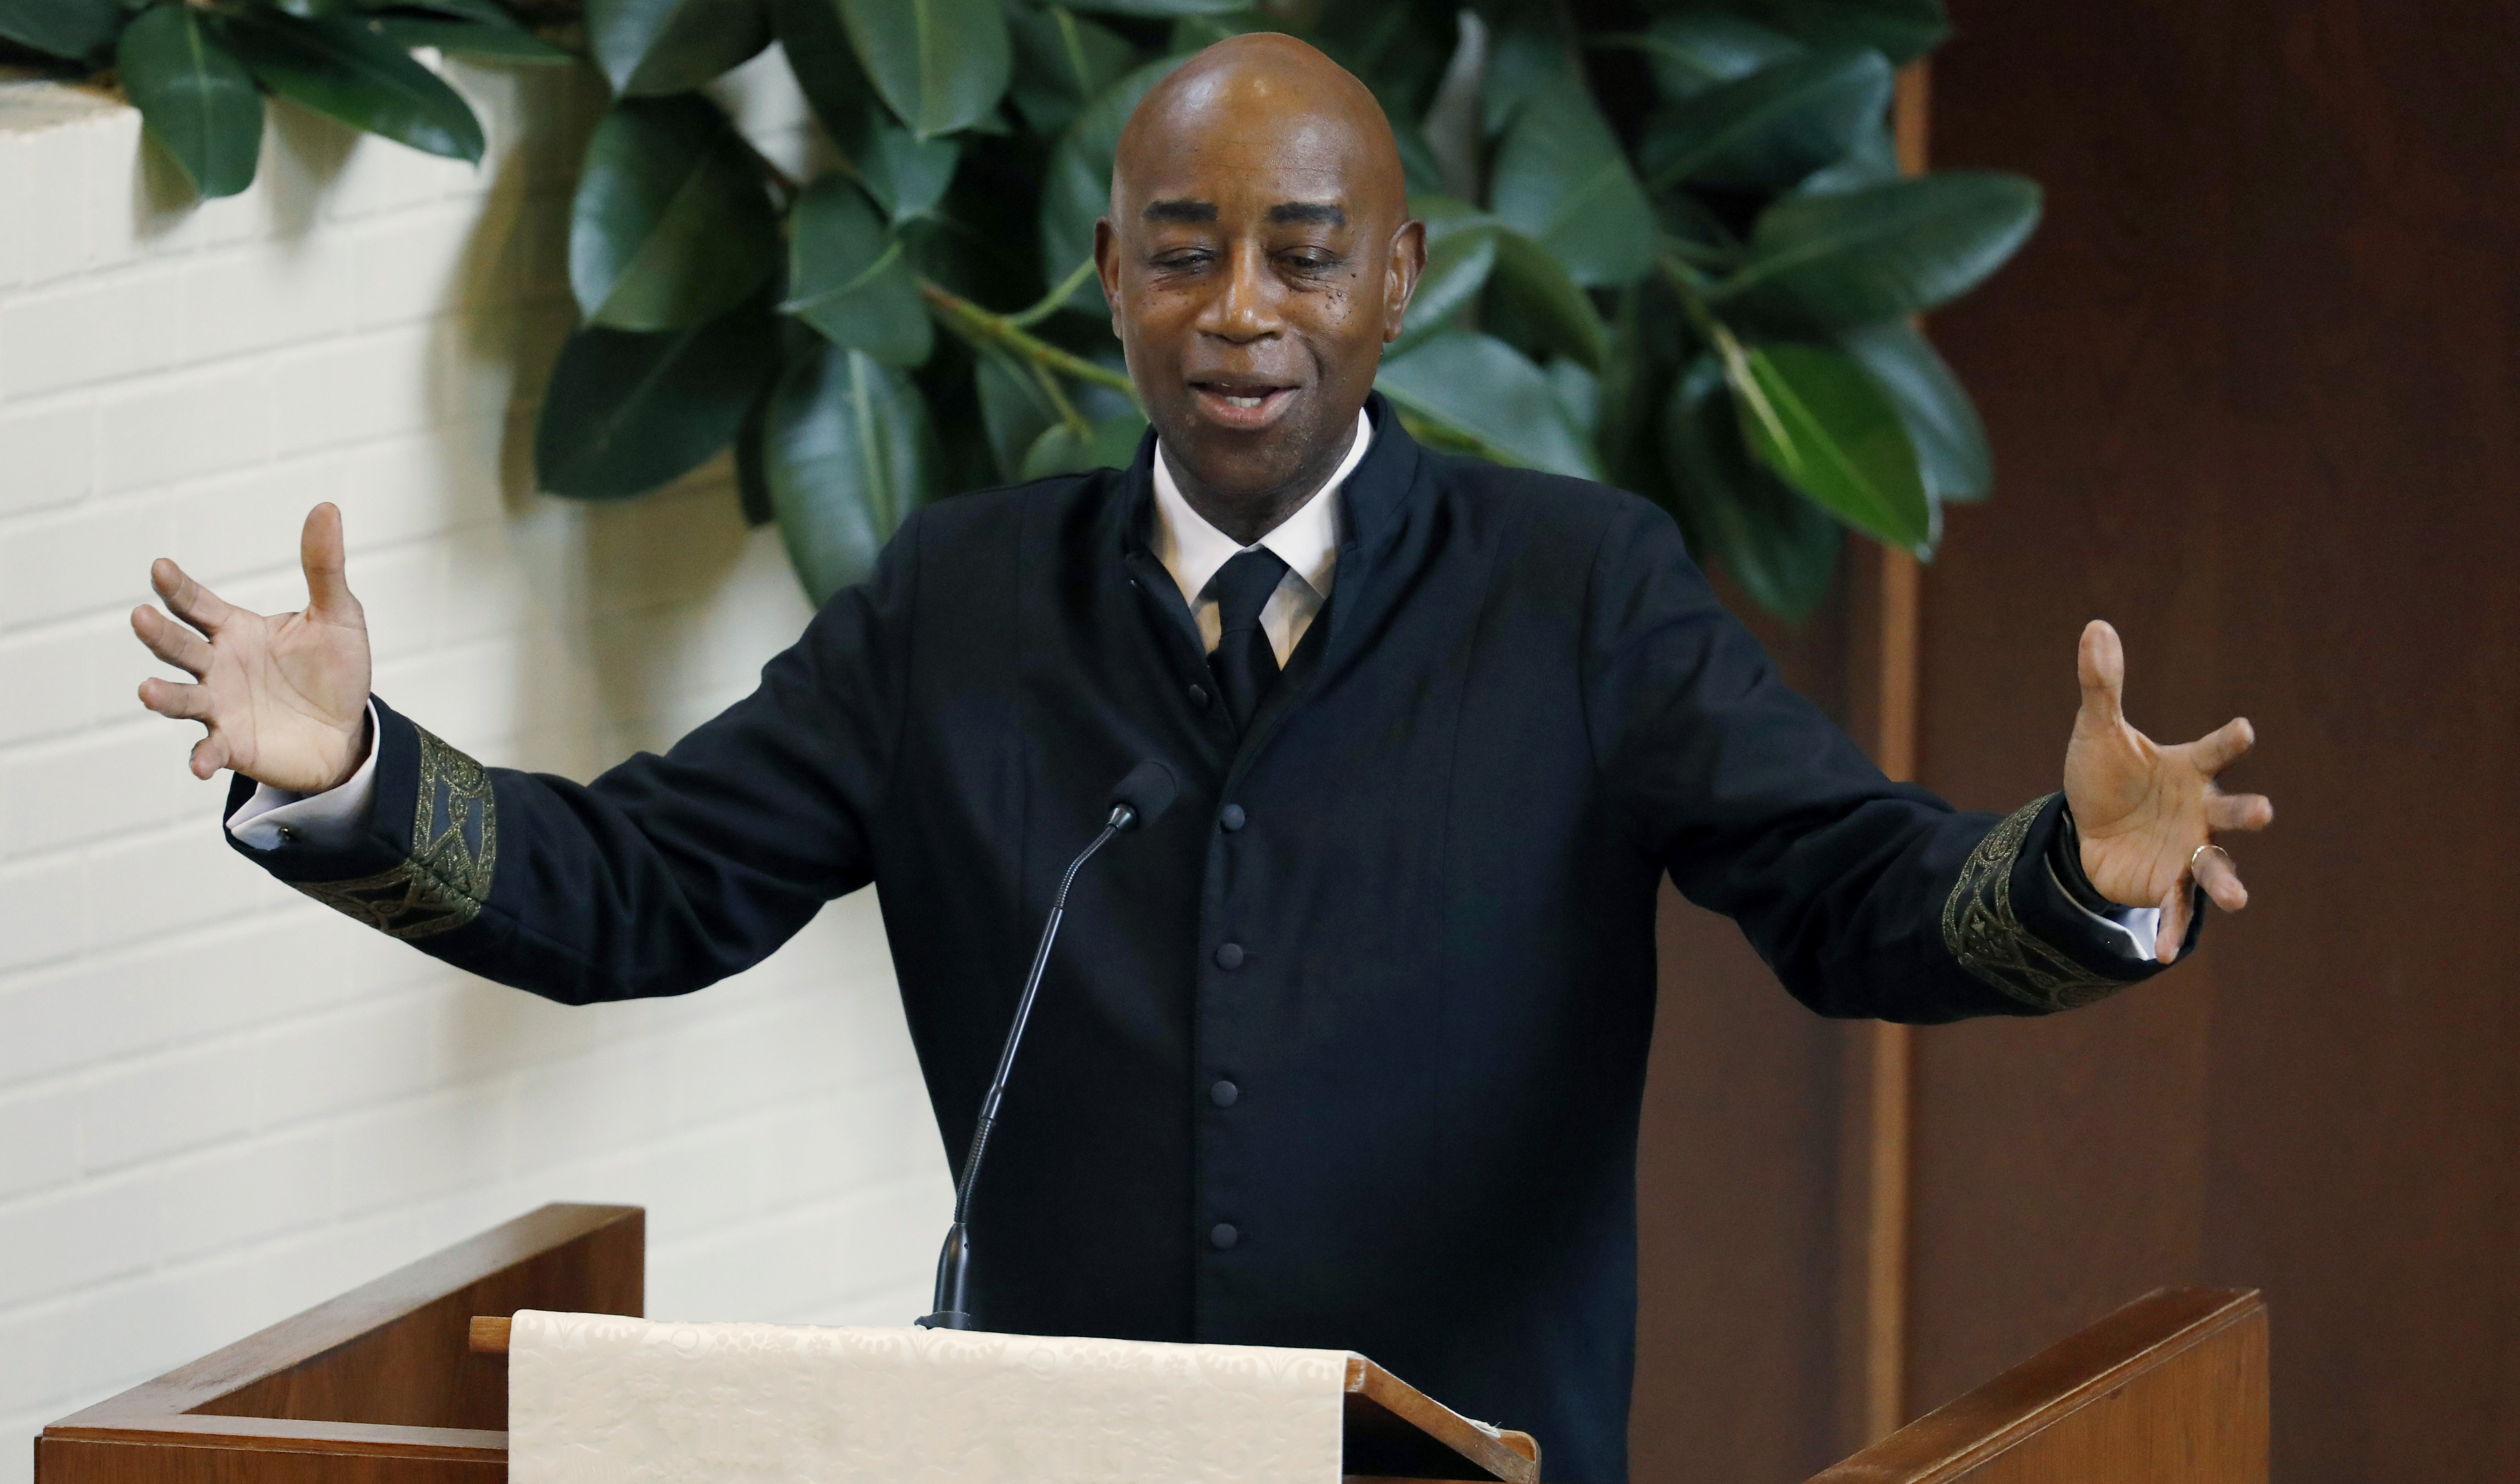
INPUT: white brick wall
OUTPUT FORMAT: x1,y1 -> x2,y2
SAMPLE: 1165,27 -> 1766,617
0,52 -> 948,1479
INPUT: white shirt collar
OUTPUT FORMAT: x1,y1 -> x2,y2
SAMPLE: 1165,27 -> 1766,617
1149,408 -> 1371,613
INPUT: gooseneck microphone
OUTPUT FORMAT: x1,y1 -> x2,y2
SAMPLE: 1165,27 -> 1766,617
916,760 -> 1180,1330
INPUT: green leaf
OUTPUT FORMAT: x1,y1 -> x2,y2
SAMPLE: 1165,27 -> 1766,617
1712,172 -> 2042,329
783,175 -> 933,365
1005,1 -> 1140,137
117,7 -> 263,200
1546,357 -> 1599,438
1039,56 -> 1187,310
585,0 -> 771,95
1692,0 -> 1948,67
1167,12 -> 1264,53
1388,195 -> 1499,359
1839,320 -> 1988,501
1661,352 -> 1841,619
373,17 -> 575,63
1019,408 -> 1146,479
1063,0 -> 1251,14
536,297 -> 782,499
0,0 -> 127,64
1482,229 -> 1609,372
974,347 -> 1063,481
1726,339 -> 1928,548
571,95 -> 780,331
1376,331 -> 1599,480
1619,13 -> 1802,101
855,118 -> 961,223
768,341 -> 933,603
1488,72 -> 1653,287
839,0 -> 1011,138
1640,48 -> 1891,191
221,11 -> 486,164
772,0 -> 872,140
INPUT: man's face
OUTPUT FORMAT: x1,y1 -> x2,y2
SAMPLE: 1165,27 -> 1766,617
1096,69 -> 1422,506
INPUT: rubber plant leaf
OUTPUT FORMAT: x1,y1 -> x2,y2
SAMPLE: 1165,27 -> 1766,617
1488,71 -> 1654,287
1640,47 -> 1891,191
837,0 -> 1011,139
535,295 -> 782,499
117,6 -> 263,199
1020,408 -> 1148,480
1482,229 -> 1610,372
1711,171 -> 2041,329
1726,339 -> 1931,549
221,10 -> 486,163
768,340 -> 934,603
1618,12 -> 1801,100
783,175 -> 934,366
571,95 -> 781,331
1004,2 -> 1140,138
585,0 -> 772,96
1660,351 -> 1842,619
1838,319 -> 1990,501
0,0 -> 127,65
1375,331 -> 1600,480
1387,194 -> 1501,360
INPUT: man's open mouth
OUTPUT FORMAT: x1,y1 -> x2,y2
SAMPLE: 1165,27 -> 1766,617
1189,380 -> 1300,429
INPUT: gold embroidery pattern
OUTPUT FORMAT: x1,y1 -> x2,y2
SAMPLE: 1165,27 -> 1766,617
1940,795 -> 2128,1013
294,727 -> 498,941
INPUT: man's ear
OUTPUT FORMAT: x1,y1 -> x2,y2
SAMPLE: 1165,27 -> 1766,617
1094,219 -> 1124,338
1382,218 -> 1427,344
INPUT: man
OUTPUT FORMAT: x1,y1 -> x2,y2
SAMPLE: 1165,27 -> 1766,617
128,34 -> 2270,1482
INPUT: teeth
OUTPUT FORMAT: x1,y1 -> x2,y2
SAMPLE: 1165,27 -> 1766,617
1223,395 -> 1265,409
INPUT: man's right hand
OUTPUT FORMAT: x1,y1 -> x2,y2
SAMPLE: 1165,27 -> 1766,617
133,503 -> 373,793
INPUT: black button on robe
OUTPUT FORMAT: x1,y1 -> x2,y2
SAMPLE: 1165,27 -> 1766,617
230,399 -> 2174,1483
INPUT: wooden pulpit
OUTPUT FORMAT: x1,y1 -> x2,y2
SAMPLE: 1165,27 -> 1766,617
37,1203 -> 2267,1483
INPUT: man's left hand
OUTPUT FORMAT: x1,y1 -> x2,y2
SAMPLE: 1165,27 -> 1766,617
2063,620 -> 2275,963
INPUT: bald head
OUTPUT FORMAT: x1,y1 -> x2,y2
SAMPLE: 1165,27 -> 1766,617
1113,34 -> 1408,224
1094,35 -> 1424,541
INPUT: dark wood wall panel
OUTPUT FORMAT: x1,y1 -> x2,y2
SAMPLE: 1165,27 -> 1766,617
1918,1 -> 2520,1478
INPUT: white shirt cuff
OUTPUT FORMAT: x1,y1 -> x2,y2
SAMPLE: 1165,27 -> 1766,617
2046,857 -> 2163,960
225,700 -> 382,852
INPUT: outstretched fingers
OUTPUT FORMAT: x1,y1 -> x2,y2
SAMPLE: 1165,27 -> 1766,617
131,604 -> 216,677
2193,845 -> 2250,914
2191,716 -> 2256,775
2207,790 -> 2275,833
151,557 -> 236,638
137,676 -> 214,722
188,732 -> 232,781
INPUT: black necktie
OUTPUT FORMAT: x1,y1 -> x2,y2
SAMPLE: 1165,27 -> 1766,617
1206,547 -> 1290,733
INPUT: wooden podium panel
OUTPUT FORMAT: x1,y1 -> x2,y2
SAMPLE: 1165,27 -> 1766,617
37,1205 -> 641,1484
1809,1287 -> 2268,1484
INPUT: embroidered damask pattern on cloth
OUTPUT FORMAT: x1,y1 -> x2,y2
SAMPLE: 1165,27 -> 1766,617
1940,794 -> 2128,1012
294,726 -> 497,940
507,1311 -> 1350,1484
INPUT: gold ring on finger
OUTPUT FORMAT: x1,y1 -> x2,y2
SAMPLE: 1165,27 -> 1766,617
2189,843 -> 2231,877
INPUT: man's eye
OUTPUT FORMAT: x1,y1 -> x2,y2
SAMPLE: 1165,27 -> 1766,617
1153,251 -> 1212,271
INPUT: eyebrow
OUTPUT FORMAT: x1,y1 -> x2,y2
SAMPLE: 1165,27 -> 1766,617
1144,199 -> 1218,223
1267,202 -> 1346,226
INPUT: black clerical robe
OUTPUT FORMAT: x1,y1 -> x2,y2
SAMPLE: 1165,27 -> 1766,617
226,397 -> 2181,1483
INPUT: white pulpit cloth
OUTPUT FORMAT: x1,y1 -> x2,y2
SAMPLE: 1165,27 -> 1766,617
507,1310 -> 1353,1484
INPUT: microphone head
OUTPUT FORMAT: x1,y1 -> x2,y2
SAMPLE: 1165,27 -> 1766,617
1109,760 -> 1180,830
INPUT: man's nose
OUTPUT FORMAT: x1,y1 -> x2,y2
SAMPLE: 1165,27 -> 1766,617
1194,240 -> 1283,343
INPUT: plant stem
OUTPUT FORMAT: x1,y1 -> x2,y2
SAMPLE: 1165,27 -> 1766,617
1030,358 -> 1090,438
920,279 -> 1141,408
1007,257 -> 1101,329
